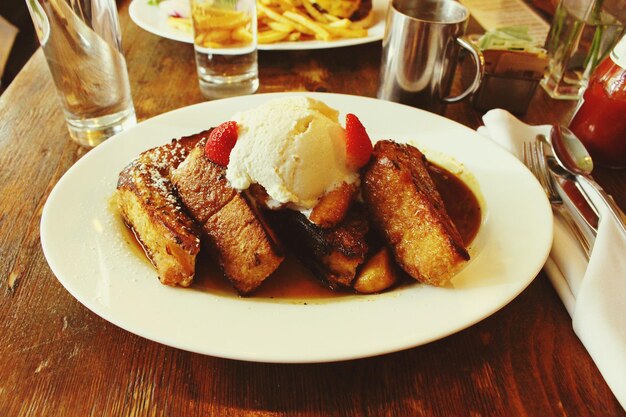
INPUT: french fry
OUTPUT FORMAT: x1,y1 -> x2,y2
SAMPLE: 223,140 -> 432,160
326,18 -> 351,28
199,40 -> 229,48
232,26 -> 254,43
196,30 -> 232,48
206,29 -> 232,42
168,17 -> 193,33
194,33 -> 206,45
275,0 -> 296,12
301,0 -> 328,23
257,3 -> 314,35
286,31 -> 301,41
194,13 -> 250,30
324,25 -> 368,39
283,10 -> 331,41
323,13 -> 340,22
267,21 -> 295,32
258,29 -> 292,44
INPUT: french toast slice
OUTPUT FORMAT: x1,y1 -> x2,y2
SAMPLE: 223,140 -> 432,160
171,146 -> 284,295
265,204 -> 369,289
116,131 -> 210,287
362,140 -> 469,286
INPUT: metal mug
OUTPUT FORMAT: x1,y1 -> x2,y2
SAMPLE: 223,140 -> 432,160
377,0 -> 484,114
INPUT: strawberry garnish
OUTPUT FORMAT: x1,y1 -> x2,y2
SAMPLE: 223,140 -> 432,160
204,121 -> 238,166
345,113 -> 373,169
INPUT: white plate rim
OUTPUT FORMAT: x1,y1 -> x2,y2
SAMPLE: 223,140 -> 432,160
128,0 -> 387,50
40,92 -> 553,363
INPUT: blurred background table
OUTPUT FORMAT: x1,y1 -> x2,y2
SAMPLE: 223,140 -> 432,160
1,0 -> 625,415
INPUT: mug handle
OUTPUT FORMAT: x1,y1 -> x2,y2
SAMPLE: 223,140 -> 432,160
443,36 -> 485,103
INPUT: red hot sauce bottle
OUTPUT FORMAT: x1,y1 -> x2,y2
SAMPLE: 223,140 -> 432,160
569,35 -> 626,169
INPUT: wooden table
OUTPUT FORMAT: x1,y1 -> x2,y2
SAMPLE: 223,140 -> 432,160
1,1 -> 624,415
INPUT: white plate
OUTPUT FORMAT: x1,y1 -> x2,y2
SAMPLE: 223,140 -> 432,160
128,0 -> 387,50
40,92 -> 552,363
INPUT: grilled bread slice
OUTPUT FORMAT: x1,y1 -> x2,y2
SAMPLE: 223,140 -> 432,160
265,204 -> 369,289
362,140 -> 469,286
116,132 -> 209,287
171,146 -> 284,295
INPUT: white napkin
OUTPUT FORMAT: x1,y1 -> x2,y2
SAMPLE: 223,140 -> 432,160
479,109 -> 626,410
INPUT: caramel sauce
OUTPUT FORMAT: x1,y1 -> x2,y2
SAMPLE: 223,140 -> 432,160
117,164 -> 482,300
193,255 -> 347,300
428,164 -> 482,246
110,196 -> 154,266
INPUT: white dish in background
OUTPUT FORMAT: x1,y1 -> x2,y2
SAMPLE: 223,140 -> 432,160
128,0 -> 387,50
40,92 -> 552,363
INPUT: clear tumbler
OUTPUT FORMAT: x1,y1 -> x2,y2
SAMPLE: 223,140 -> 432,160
26,0 -> 136,147
541,0 -> 626,100
190,0 -> 259,99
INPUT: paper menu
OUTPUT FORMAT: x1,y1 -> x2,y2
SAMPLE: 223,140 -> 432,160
459,0 -> 551,45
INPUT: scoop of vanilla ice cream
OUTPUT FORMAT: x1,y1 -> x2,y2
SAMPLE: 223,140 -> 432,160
226,97 -> 358,211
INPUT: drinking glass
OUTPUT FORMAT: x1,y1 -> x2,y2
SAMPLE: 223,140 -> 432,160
25,0 -> 136,147
190,0 -> 259,99
541,0 -> 626,100
377,0 -> 484,115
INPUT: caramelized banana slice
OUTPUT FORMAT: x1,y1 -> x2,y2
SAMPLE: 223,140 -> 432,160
309,182 -> 358,228
353,247 -> 399,294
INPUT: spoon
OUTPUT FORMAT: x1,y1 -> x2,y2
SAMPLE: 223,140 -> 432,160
537,134 -> 599,233
550,125 -> 626,236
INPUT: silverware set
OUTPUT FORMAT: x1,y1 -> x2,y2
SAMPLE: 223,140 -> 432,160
523,140 -> 594,258
550,125 -> 626,237
523,125 -> 626,257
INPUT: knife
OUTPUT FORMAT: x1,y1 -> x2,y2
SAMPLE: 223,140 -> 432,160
547,156 -> 599,234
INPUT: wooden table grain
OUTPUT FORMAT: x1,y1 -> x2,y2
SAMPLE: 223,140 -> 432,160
1,1 -> 625,415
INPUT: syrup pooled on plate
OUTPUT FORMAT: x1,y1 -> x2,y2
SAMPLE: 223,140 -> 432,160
428,163 -> 481,246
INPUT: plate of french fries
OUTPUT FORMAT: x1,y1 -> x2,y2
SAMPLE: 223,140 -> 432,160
129,0 -> 387,50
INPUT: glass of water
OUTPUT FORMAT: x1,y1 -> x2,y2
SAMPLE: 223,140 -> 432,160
190,0 -> 259,99
541,0 -> 626,100
25,0 -> 136,147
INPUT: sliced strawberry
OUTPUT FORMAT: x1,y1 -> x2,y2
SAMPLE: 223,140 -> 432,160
204,121 -> 238,166
345,113 -> 373,169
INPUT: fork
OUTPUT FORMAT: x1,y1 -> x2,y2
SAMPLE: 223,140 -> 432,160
523,141 -> 592,259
